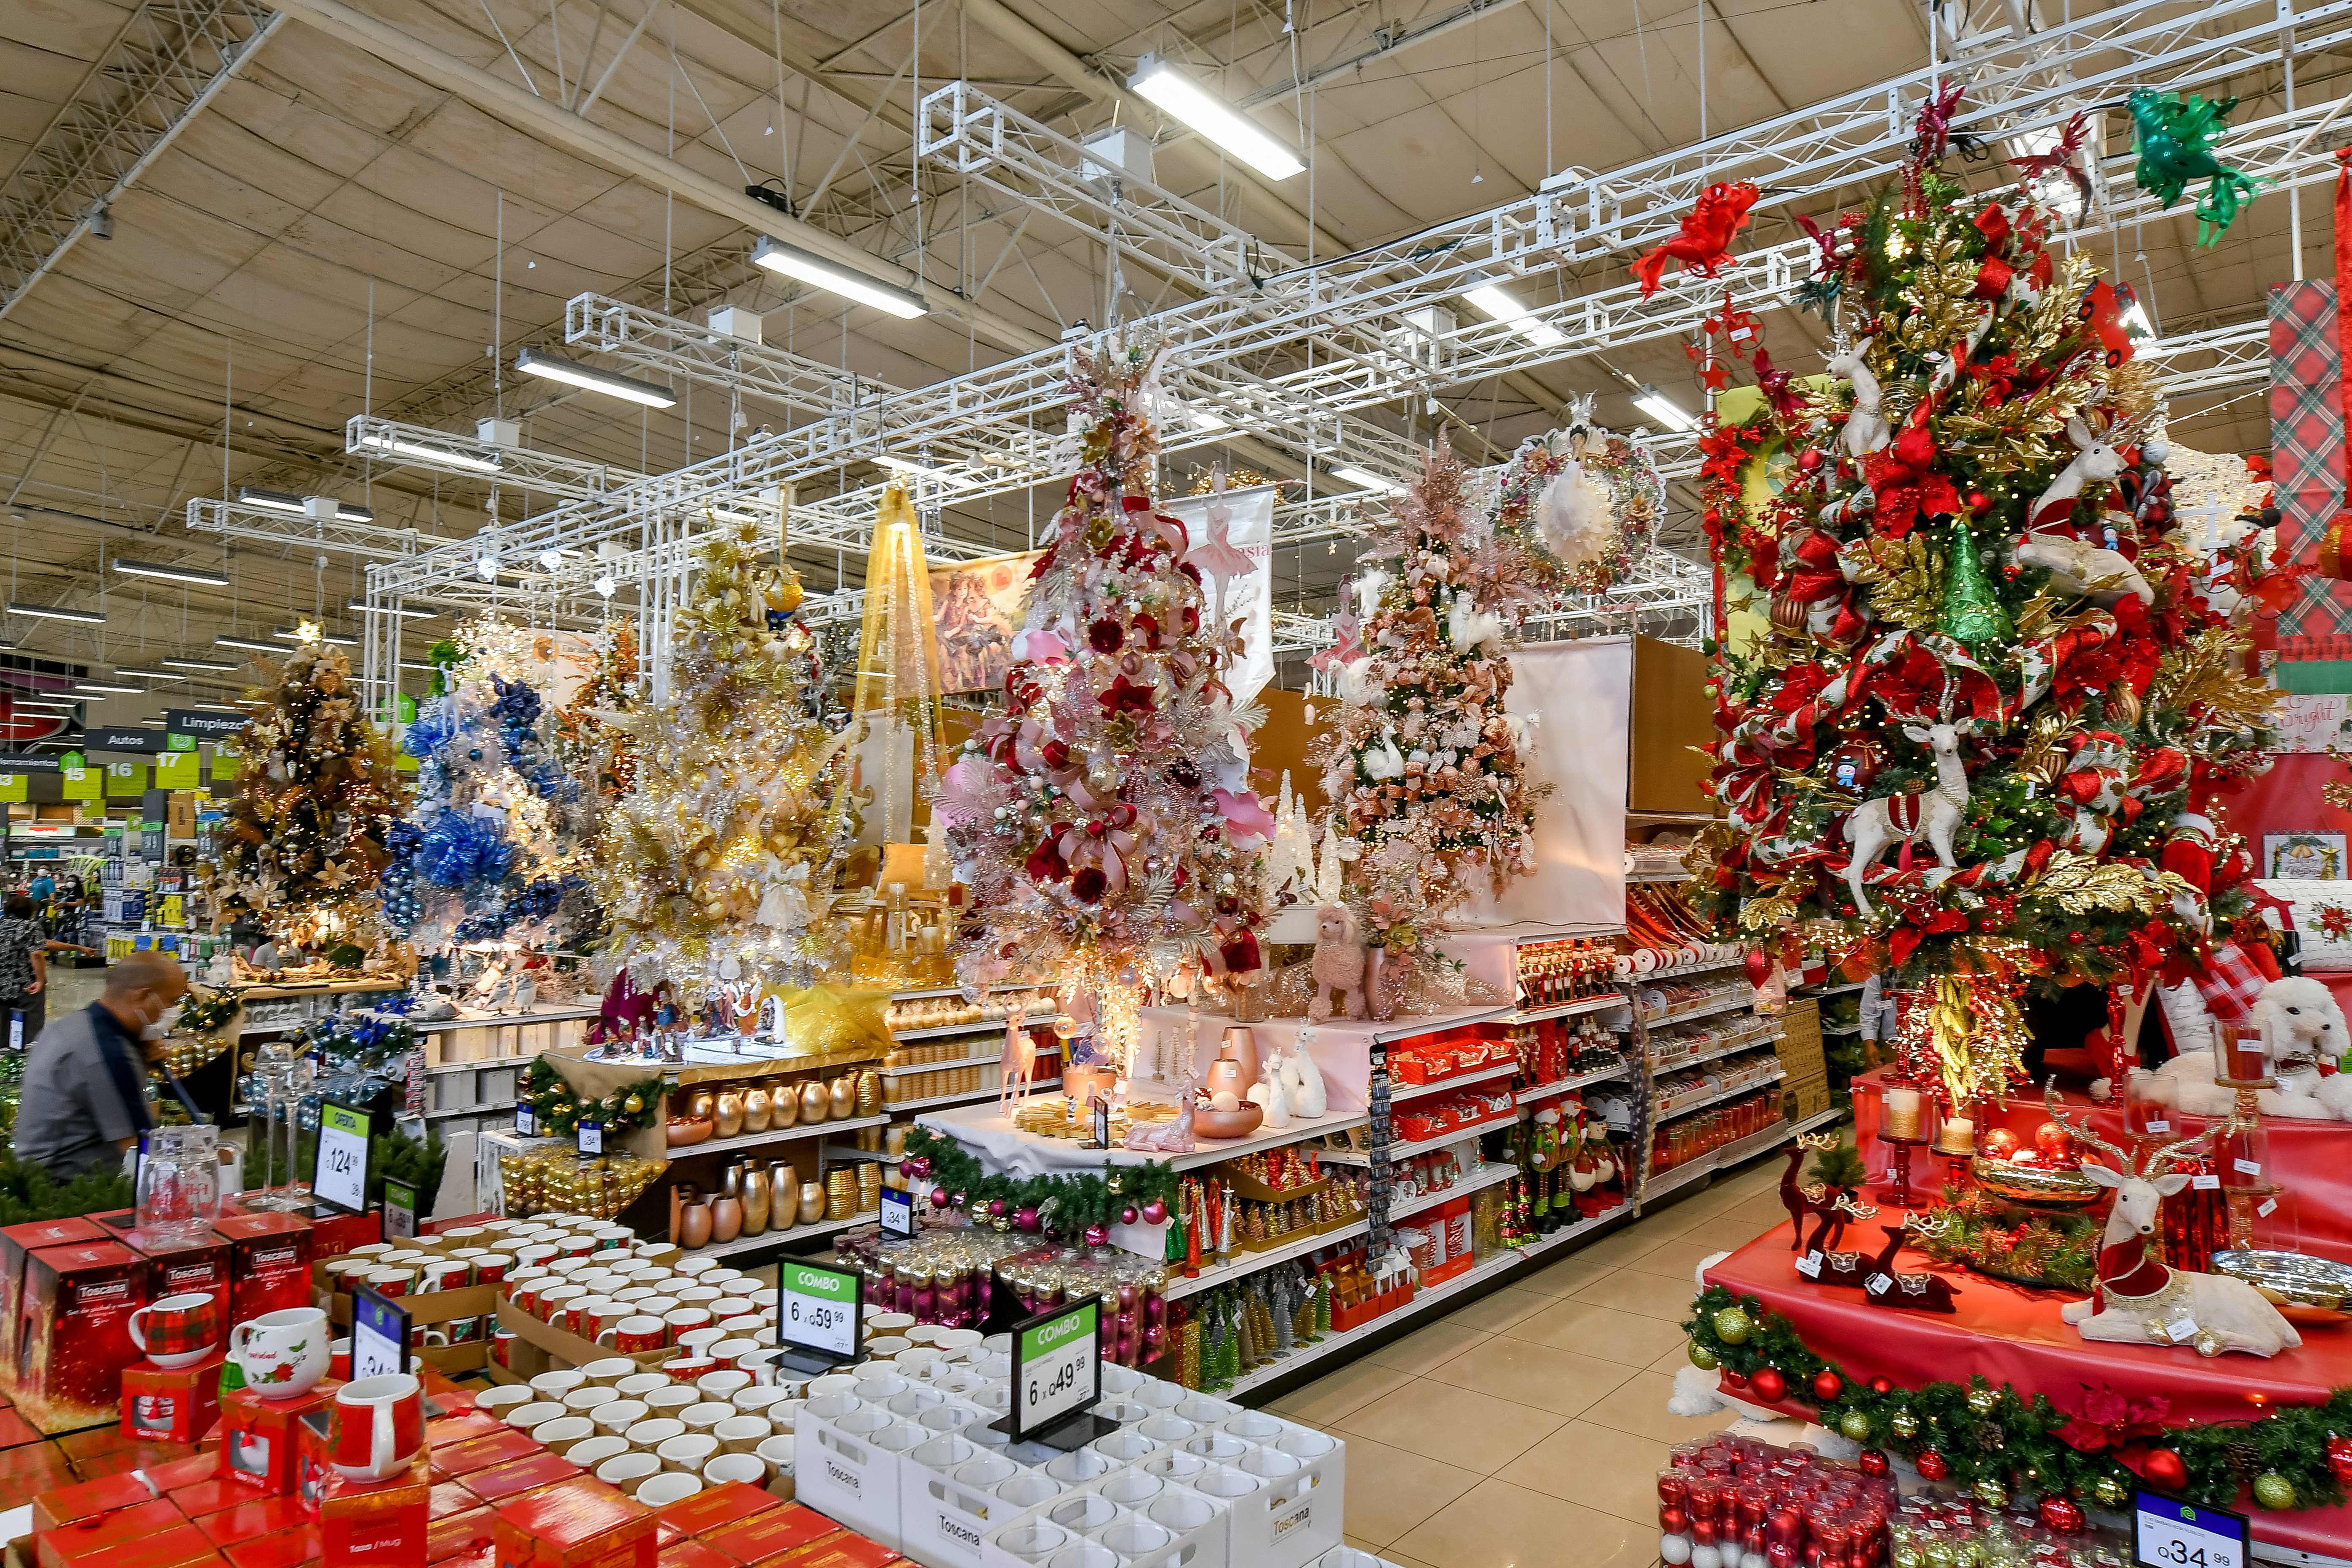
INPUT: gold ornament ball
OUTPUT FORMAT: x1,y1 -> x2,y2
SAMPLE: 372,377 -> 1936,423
1687,1341 -> 1719,1371
1966,1387 -> 1998,1416
2193,1330 -> 2225,1358
1890,1409 -> 1919,1439
1974,1478 -> 2008,1510
2090,1475 -> 2128,1509
1711,1307 -> 1753,1345
624,1094 -> 644,1116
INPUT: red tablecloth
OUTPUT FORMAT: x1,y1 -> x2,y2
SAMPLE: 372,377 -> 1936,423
1704,1219 -> 2352,1557
1849,1067 -> 2352,1261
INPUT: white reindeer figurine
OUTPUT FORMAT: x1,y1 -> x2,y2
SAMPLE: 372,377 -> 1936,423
1827,338 -> 1890,458
1842,694 -> 1974,921
2012,530 -> 2155,607
2028,415 -> 2128,523
2043,1084 -> 2303,1357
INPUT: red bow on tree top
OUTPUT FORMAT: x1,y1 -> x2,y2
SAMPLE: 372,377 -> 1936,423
1631,182 -> 1761,298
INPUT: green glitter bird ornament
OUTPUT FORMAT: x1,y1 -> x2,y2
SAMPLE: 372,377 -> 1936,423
2129,89 -> 2260,246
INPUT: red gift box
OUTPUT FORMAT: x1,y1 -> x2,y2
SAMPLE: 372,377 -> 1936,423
431,1430 -> 543,1480
299,1208 -> 381,1262
320,1454 -> 429,1568
0,1216 -> 106,1387
35,1470 -> 172,1532
212,1215 -> 312,1325
14,1238 -> 147,1434
220,1527 -> 319,1568
492,1478 -> 655,1568
462,1451 -> 582,1506
66,1529 -> 223,1568
425,1413 -> 504,1451
125,1228 -> 231,1316
220,1384 -> 338,1495
430,1508 -> 495,1564
705,1507 -> 840,1568
767,1537 -> 893,1568
196,1497 -> 310,1547
431,1484 -> 485,1519
652,1485 -> 775,1542
171,1479 -> 245,1522
293,1407 -> 335,1519
125,1352 -> 228,1443
656,1546 -> 733,1568
37,1498 -> 188,1568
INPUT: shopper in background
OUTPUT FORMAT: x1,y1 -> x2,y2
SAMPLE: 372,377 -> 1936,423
26,870 -> 53,908
12,950 -> 186,1180
0,896 -> 47,1048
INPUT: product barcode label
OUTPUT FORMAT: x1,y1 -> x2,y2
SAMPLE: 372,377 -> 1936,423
2165,1317 -> 2200,1343
1795,1252 -> 1823,1279
2145,1119 -> 2171,1132
2234,1159 -> 2262,1176
1867,1273 -> 1894,1293
2192,1173 -> 2221,1190
2258,1197 -> 2279,1218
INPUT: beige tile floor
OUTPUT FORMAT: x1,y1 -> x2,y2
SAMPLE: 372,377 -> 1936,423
1268,1149 -> 1798,1568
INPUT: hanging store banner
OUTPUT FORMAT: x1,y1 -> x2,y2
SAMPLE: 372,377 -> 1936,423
928,551 -> 1041,694
1157,483 -> 1274,710
1471,636 -> 1631,932
166,710 -> 248,740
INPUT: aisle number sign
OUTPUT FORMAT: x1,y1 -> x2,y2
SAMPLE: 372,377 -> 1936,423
312,1102 -> 372,1215
2134,1491 -> 2246,1568
1009,1297 -> 1101,1443
777,1261 -> 860,1362
60,768 -> 98,803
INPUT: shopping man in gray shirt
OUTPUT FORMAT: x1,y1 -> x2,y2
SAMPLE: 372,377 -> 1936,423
13,951 -> 188,1180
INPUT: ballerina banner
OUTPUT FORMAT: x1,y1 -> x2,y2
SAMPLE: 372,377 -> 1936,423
1160,481 -> 1274,710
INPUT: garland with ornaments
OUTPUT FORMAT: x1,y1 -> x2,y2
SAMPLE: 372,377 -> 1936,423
901,1125 -> 1180,1243
516,1058 -> 666,1138
1685,1283 -> 2352,1514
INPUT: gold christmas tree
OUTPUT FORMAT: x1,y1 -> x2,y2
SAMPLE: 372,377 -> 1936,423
590,518 -> 854,996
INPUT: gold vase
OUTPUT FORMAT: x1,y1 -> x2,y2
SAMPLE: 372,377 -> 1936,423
741,1160 -> 772,1236
686,1089 -> 716,1123
798,1080 -> 829,1124
829,1075 -> 857,1120
798,1181 -> 827,1225
855,1070 -> 883,1117
770,1163 -> 798,1230
770,1081 -> 798,1130
713,1088 -> 746,1139
743,1085 -> 773,1135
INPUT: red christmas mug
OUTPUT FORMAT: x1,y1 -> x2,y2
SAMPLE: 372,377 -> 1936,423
128,1290 -> 221,1370
492,1330 -> 518,1368
598,1316 -> 667,1353
329,1372 -> 425,1483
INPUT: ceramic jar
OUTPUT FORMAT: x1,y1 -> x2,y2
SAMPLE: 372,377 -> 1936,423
686,1089 -> 716,1123
742,1086 -> 773,1135
828,1075 -> 857,1120
797,1081 -> 829,1124
678,1190 -> 714,1250
770,1082 -> 798,1130
770,1164 -> 798,1230
711,1169 -> 744,1245
714,1089 -> 746,1139
798,1181 -> 826,1226
741,1161 -> 771,1237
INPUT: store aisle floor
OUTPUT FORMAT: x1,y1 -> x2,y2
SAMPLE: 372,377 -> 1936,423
1280,1148 -> 1795,1568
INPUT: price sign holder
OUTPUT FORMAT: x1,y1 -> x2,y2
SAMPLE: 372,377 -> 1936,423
991,1297 -> 1115,1451
577,1120 -> 602,1155
310,1100 -> 373,1217
382,1177 -> 417,1240
879,1185 -> 913,1240
773,1259 -> 862,1377
2135,1490 -> 2248,1568
515,1104 -> 536,1136
350,1284 -> 410,1382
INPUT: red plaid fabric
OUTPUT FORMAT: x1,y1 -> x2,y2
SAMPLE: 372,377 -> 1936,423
2269,280 -> 2352,638
2191,939 -> 2268,1026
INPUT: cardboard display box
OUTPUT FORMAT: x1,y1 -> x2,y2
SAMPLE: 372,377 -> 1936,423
326,1282 -> 498,1377
15,1238 -> 147,1434
123,1350 -> 227,1443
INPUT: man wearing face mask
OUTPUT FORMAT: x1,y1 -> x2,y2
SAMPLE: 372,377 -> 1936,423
13,951 -> 188,1180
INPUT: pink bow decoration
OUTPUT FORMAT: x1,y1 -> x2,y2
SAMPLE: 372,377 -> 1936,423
1211,788 -> 1275,851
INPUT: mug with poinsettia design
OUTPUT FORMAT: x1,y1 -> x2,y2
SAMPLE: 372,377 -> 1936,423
230,1306 -> 330,1400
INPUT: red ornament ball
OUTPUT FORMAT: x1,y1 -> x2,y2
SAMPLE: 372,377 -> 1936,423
1141,1199 -> 1167,1225
1869,1376 -> 1894,1395
1083,1223 -> 1110,1247
1858,1450 -> 1891,1478
2140,1449 -> 2189,1493
1798,448 -> 1825,475
2068,931 -> 2087,945
1966,490 -> 1992,514
1916,1450 -> 1949,1481
1981,1127 -> 2022,1161
1745,950 -> 1775,988
2039,1497 -> 2085,1535
1749,1367 -> 1789,1404
1812,1370 -> 1845,1403
1722,1369 -> 1750,1390
1120,1206 -> 1138,1226
2035,1121 -> 2074,1160
2328,1433 -> 2352,1483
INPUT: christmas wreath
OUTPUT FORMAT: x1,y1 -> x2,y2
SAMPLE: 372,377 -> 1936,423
903,1125 -> 1180,1237
1685,1282 -> 2352,1512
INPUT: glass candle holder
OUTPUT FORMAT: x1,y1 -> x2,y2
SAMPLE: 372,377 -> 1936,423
2213,1022 -> 2274,1089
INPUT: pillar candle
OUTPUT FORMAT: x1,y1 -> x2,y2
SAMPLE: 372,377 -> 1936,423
1881,1086 -> 1924,1141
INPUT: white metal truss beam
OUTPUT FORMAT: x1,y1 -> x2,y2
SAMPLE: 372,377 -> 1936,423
0,0 -> 282,324
345,416 -> 641,500
185,497 -> 430,561
564,299 -> 874,422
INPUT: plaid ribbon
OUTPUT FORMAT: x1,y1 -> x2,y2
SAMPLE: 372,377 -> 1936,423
2270,153 -> 2352,637
2190,938 -> 2268,1026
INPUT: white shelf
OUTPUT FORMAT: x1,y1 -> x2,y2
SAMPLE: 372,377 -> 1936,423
377,1004 -> 602,1034
1636,954 -> 1745,981
1640,1107 -> 1844,1204
882,1084 -> 1010,1114
890,983 -> 1038,1002
1652,1068 -> 1786,1121
1650,1032 -> 1785,1073
667,1112 -> 892,1161
1388,1160 -> 1516,1223
1506,994 -> 1627,1024
1626,868 -> 1692,883
426,1100 -> 516,1120
1636,991 -> 1755,1029
1319,1110 -> 1517,1165
887,1014 -> 1049,1043
425,1056 -> 534,1077
1164,1218 -> 1371,1301
1809,981 -> 1866,998
882,1043 -> 1059,1077
1215,1203 -> 1631,1399
1515,1061 -> 1632,1103
1168,1110 -> 1370,1171
1389,1060 -> 1518,1103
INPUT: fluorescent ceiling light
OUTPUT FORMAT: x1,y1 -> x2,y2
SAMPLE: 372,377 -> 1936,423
749,237 -> 928,319
355,432 -> 502,474
7,602 -> 105,624
189,702 -> 243,712
72,682 -> 144,695
237,487 -> 375,524
397,661 -> 438,672
215,636 -> 283,653
272,626 -> 358,648
1330,464 -> 1406,496
1129,55 -> 1304,179
110,668 -> 186,681
1462,279 -> 1567,348
114,558 -> 231,588
514,348 -> 678,408
347,599 -> 437,618
1633,384 -> 1699,432
161,656 -> 238,671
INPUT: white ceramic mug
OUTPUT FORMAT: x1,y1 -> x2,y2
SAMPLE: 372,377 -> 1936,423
229,1306 -> 331,1400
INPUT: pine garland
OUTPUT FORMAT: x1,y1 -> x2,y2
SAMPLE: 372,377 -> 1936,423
1908,1183 -> 2101,1291
1685,1282 -> 2352,1511
903,1125 -> 1179,1233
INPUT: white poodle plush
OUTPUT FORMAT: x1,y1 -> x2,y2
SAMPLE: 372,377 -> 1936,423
2142,975 -> 2350,1119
